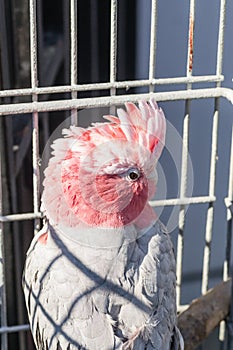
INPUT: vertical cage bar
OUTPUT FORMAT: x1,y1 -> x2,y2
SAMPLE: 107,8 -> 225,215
176,114 -> 190,307
148,0 -> 157,93
223,126 -> 233,280
5,120 -> 26,349
202,0 -> 226,297
90,0 -> 99,84
0,1 -> 10,346
37,0 -> 51,162
226,126 -> 233,349
217,0 -> 227,301
110,0 -> 117,87
220,126 -> 233,347
110,0 -> 117,114
223,127 -> 233,279
201,104 -> 219,295
30,0 -> 38,92
216,0 -> 226,79
70,0 -> 78,125
176,0 -> 195,307
0,153 -> 8,350
29,0 -> 40,234
63,0 -> 71,121
216,2 -> 227,342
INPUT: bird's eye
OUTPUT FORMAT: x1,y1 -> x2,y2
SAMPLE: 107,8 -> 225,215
126,168 -> 140,181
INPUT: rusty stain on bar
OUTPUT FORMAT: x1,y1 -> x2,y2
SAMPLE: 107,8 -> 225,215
188,14 -> 194,73
176,0 -> 196,308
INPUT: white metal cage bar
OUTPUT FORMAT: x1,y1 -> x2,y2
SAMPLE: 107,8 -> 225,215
70,0 -> 78,125
225,126 -> 233,349
0,0 -> 232,348
219,124 -> 233,347
0,74 -> 225,98
110,0 -> 117,90
1,87 -> 233,116
148,0 -> 157,93
176,0 -> 196,308
110,0 -> 118,117
202,0 -> 227,297
30,0 -> 41,236
0,150 -> 8,350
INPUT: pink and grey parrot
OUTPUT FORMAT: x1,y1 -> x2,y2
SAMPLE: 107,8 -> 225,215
23,100 -> 183,350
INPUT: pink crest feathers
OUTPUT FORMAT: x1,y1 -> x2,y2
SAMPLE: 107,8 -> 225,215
104,99 -> 166,159
41,99 -> 166,229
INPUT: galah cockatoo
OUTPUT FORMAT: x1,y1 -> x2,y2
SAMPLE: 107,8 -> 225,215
23,100 -> 183,350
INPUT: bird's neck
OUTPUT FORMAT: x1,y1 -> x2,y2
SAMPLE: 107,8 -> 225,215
52,223 -> 138,249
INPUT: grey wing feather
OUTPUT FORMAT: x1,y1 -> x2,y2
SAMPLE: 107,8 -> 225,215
118,222 -> 183,349
171,326 -> 184,350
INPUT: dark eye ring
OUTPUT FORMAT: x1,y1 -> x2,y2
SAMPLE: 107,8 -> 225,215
126,168 -> 140,181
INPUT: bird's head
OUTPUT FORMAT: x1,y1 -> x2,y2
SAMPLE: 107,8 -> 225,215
42,99 -> 166,230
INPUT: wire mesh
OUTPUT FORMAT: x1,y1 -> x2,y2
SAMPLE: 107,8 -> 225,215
0,0 -> 232,349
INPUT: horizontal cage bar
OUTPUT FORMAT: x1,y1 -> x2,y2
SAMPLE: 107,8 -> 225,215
0,88 -> 233,116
